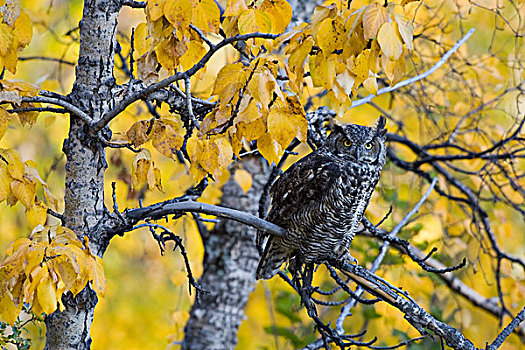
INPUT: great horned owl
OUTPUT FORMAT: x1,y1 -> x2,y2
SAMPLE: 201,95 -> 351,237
256,117 -> 387,280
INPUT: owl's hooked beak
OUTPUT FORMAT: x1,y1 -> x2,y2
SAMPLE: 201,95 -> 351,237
351,146 -> 361,161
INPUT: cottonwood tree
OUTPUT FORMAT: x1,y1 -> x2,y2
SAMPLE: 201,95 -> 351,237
0,0 -> 524,349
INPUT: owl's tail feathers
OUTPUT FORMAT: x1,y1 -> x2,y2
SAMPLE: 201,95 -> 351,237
255,239 -> 287,280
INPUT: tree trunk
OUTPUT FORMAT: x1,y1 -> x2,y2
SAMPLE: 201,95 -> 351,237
182,158 -> 269,349
44,0 -> 119,348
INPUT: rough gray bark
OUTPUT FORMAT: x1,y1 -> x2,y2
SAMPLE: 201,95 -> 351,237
182,158 -> 269,350
43,0 -> 119,348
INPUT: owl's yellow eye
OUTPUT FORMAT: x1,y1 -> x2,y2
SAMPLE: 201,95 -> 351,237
365,142 -> 373,150
344,140 -> 352,147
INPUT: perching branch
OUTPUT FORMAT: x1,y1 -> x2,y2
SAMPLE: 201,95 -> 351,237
120,199 -> 288,237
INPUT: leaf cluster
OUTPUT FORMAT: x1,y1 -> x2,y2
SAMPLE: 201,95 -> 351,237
0,225 -> 105,325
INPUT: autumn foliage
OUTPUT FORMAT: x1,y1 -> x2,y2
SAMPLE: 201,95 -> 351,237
0,0 -> 524,349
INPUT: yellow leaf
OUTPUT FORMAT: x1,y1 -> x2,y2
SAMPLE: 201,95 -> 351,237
126,120 -> 151,148
196,139 -> 218,176
147,0 -> 166,21
238,8 -> 272,35
57,261 -> 78,290
151,120 -> 184,158
1,148 -> 25,179
1,42 -> 17,74
0,292 -> 22,325
363,2 -> 387,39
349,49 -> 370,89
236,98 -> 261,124
13,10 -> 32,47
257,133 -> 283,165
132,149 -> 153,190
377,22 -> 403,60
0,22 -> 14,56
215,137 -> 233,174
153,166 -> 163,192
0,107 -> 10,140
309,52 -> 336,89
288,36 -> 313,77
43,186 -> 59,211
363,71 -> 378,94
25,201 -> 48,227
134,23 -> 152,56
0,89 -> 22,104
37,275 -> 58,315
260,0 -> 292,34
223,0 -> 248,17
267,108 -> 300,148
247,68 -> 277,110
172,310 -> 190,326
10,178 -> 35,208
0,162 -> 11,203
88,256 -> 106,297
0,80 -> 39,96
179,40 -> 206,71
164,0 -> 192,30
310,4 -> 337,27
156,36 -> 186,72
137,51 -> 159,84
234,168 -> 252,193
17,102 -> 39,126
192,0 -> 220,33
189,162 -> 207,182
314,16 -> 345,54
236,118 -> 266,141
24,243 -> 45,275
394,14 -> 413,50
212,62 -> 245,96
171,270 -> 187,286
285,95 -> 307,142
335,70 -> 356,96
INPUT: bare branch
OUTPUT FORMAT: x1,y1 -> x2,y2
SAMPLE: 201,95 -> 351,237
336,178 -> 438,333
122,200 -> 287,237
358,228 -> 525,341
486,307 -> 525,350
93,32 -> 279,132
184,77 -> 199,129
337,261 -> 477,350
350,28 -> 475,109
20,94 -> 92,123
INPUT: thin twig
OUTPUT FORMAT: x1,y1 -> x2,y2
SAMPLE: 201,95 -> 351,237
350,28 -> 475,109
184,77 -> 199,129
18,56 -> 76,66
94,31 -> 279,132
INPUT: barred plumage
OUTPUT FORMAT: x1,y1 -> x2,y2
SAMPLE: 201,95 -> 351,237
256,117 -> 387,280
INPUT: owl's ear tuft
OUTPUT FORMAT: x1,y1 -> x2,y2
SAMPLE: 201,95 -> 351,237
332,123 -> 346,135
375,116 -> 387,137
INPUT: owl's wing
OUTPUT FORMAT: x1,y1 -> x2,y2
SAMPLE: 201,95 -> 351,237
255,154 -> 341,278
267,153 -> 341,226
